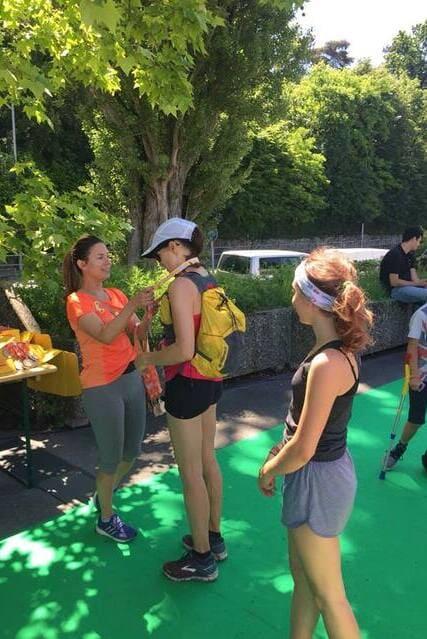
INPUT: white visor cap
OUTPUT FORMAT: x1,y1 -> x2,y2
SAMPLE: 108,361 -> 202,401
141,217 -> 197,258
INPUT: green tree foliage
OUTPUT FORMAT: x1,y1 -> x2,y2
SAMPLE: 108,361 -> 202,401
0,0 -> 222,120
313,40 -> 354,69
219,63 -> 426,238
385,20 -> 427,88
0,92 -> 93,192
0,0 -> 308,262
0,162 -> 131,287
219,124 -> 327,238
83,112 -> 132,231
378,73 -> 427,227
290,65 -> 426,232
290,65 -> 397,230
84,1 -> 309,260
0,149 -> 19,213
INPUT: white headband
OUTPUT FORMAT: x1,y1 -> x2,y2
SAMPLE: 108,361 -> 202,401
294,261 -> 336,311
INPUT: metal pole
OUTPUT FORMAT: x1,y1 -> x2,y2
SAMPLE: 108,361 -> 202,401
11,104 -> 17,163
211,240 -> 215,269
361,223 -> 365,248
21,381 -> 34,488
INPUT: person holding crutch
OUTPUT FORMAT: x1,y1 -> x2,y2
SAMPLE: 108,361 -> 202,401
384,302 -> 427,472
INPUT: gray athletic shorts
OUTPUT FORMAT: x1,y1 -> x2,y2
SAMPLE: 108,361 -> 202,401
82,369 -> 146,473
281,449 -> 357,537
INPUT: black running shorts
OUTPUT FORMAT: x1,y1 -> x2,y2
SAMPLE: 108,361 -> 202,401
408,386 -> 427,425
164,374 -> 223,419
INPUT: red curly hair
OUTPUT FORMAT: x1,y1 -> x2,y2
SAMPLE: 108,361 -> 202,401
303,247 -> 373,352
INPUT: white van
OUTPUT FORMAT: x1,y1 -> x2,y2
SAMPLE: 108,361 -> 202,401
216,249 -> 307,276
334,248 -> 388,262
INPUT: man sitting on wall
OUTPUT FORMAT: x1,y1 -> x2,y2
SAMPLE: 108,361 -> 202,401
380,226 -> 427,304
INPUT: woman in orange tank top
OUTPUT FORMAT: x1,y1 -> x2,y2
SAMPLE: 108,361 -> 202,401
63,235 -> 154,543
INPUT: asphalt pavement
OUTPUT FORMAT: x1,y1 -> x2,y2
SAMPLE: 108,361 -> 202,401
0,347 -> 404,539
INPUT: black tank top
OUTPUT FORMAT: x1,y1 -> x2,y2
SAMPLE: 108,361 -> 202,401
285,340 -> 359,462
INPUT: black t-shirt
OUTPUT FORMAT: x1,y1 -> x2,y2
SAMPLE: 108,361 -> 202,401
379,244 -> 416,293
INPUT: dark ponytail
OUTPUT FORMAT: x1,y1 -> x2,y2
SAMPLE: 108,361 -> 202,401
63,235 -> 103,298
179,226 -> 204,258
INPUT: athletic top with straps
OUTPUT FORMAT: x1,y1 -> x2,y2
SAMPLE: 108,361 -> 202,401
285,340 -> 360,462
162,270 -> 221,382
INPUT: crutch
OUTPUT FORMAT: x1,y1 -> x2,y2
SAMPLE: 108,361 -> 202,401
379,356 -> 411,479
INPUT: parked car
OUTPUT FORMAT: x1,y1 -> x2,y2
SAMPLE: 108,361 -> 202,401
334,248 -> 388,262
216,249 -> 307,276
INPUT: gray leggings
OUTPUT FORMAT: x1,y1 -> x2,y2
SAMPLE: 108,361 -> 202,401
82,370 -> 146,473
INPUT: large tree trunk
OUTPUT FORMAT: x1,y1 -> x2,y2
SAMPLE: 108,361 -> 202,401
143,179 -> 170,250
142,161 -> 192,249
127,201 -> 143,265
168,164 -> 190,218
141,121 -> 191,250
127,170 -> 144,265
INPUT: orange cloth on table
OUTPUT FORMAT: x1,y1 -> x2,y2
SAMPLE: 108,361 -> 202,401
0,330 -> 58,375
66,288 -> 136,389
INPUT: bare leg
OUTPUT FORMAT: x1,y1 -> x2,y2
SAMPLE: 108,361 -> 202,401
288,530 -> 320,639
96,459 -> 134,519
113,459 -> 134,489
201,403 -> 223,532
291,524 -> 360,639
96,471 -> 115,520
399,421 -> 422,444
167,412 -> 210,552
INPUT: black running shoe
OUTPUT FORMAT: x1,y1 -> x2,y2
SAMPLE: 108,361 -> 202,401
182,533 -> 228,561
163,551 -> 218,582
384,441 -> 407,470
421,451 -> 427,472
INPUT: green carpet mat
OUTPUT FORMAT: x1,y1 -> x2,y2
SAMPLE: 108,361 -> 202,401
1,379 -> 426,639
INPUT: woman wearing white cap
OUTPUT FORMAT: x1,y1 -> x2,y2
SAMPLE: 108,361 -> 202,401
140,218 -> 225,582
258,248 -> 373,639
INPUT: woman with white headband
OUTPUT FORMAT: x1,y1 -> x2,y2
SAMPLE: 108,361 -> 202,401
258,247 -> 373,639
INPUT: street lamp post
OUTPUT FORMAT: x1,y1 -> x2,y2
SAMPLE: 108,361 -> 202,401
6,104 -> 17,162
10,104 -> 17,162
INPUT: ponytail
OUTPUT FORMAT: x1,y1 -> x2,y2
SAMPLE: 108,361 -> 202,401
303,247 -> 373,352
333,280 -> 373,351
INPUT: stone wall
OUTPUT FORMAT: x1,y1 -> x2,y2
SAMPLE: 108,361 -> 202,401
234,299 -> 410,375
0,295 -> 411,429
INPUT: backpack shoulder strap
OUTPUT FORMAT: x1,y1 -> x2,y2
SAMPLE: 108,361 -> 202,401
180,271 -> 218,294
